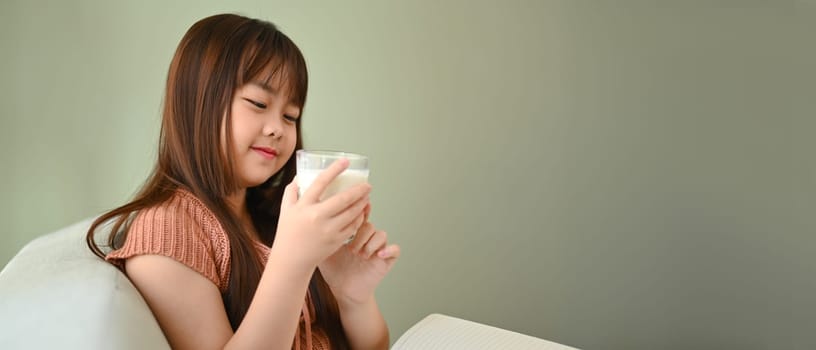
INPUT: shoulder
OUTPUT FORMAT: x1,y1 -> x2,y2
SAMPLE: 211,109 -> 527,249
135,189 -> 220,233
107,189 -> 231,292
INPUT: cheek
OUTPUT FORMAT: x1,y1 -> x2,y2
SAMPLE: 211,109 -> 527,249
285,129 -> 298,152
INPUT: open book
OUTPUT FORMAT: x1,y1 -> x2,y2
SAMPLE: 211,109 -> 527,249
392,314 -> 580,350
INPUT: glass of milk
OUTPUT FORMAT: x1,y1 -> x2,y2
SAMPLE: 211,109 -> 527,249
296,150 -> 369,200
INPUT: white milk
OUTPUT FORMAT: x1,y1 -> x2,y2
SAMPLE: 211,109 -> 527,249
297,168 -> 370,200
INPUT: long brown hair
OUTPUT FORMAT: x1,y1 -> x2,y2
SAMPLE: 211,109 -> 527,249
86,13 -> 349,349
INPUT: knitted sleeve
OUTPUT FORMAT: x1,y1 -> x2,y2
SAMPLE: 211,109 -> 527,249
106,191 -> 231,293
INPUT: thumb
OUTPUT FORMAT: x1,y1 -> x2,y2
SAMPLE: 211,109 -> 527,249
282,177 -> 299,207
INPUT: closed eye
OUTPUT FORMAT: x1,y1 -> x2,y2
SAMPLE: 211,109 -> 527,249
284,115 -> 299,122
243,98 -> 267,109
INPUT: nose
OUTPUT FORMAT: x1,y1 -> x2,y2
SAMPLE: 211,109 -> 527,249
262,116 -> 283,139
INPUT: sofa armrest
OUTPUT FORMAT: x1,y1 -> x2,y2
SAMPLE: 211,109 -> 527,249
0,218 -> 170,350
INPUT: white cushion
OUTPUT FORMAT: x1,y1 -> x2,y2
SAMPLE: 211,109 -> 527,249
0,218 -> 169,349
392,313 -> 579,350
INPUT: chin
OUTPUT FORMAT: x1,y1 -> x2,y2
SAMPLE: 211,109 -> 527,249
247,178 -> 272,188
240,174 -> 272,188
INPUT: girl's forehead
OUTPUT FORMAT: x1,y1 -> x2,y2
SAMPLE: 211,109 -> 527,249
249,65 -> 296,94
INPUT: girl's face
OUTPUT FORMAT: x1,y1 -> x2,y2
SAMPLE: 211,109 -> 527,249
224,79 -> 300,189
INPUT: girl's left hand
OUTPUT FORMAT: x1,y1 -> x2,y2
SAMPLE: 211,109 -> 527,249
318,210 -> 400,305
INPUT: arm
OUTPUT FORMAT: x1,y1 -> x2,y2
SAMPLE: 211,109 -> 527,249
125,252 -> 314,350
227,251 -> 316,349
338,297 -> 390,350
318,222 -> 402,350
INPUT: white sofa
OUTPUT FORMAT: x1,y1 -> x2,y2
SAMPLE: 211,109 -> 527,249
0,218 -> 578,350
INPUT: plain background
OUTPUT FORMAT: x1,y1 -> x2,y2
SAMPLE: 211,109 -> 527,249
2,1 -> 815,349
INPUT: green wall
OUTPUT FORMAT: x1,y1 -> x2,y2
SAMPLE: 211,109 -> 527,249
1,1 -> 814,349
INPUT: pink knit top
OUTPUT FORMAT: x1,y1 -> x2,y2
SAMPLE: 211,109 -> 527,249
106,189 -> 330,350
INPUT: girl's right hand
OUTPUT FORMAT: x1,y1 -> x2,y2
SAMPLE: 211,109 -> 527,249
271,158 -> 371,271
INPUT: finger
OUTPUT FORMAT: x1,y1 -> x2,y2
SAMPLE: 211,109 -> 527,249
339,213 -> 366,244
328,193 -> 369,230
362,230 -> 388,259
281,178 -> 299,207
319,182 -> 371,217
339,206 -> 365,243
301,158 -> 349,203
363,203 -> 371,221
377,244 -> 401,260
349,222 -> 376,254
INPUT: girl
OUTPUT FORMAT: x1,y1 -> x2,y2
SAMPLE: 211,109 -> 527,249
86,13 -> 400,350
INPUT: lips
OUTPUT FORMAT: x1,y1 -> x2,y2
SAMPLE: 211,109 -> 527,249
251,146 -> 278,159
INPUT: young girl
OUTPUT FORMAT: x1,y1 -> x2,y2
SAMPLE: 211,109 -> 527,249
86,13 -> 400,350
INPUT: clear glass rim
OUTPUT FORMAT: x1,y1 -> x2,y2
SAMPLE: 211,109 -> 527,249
296,149 -> 367,160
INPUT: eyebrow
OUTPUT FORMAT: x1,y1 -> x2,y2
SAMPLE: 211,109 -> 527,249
250,81 -> 278,95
